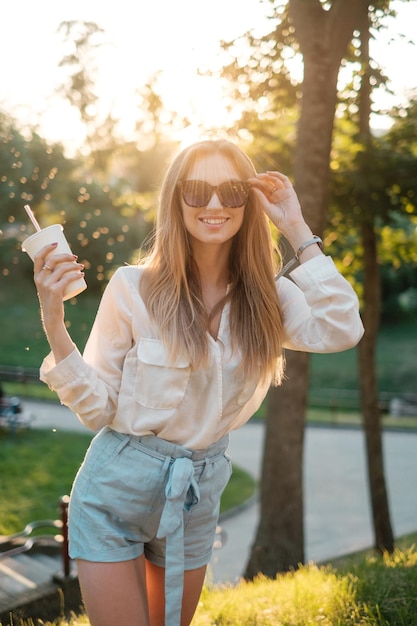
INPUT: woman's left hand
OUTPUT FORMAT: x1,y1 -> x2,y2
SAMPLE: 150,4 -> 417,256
248,171 -> 305,235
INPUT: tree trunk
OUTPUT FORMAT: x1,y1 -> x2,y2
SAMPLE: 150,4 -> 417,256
358,221 -> 394,553
245,0 -> 369,577
245,351 -> 308,578
357,4 -> 394,555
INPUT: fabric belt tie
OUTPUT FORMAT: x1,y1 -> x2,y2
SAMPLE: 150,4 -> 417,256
156,456 -> 200,626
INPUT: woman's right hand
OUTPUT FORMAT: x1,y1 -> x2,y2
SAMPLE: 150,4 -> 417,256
33,243 -> 84,353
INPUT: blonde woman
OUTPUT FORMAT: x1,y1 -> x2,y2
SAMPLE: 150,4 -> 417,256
34,139 -> 363,626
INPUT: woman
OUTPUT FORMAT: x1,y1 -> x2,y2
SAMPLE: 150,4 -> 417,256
34,139 -> 363,626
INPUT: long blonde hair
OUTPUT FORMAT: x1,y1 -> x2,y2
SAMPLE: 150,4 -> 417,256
140,139 -> 285,385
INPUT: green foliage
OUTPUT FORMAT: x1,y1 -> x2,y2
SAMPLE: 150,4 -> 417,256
219,2 -> 298,118
59,178 -> 150,291
57,20 -> 109,172
0,112 -> 156,292
330,100 -> 417,229
327,99 -> 417,319
379,223 -> 417,322
57,20 -> 105,125
0,112 -> 73,228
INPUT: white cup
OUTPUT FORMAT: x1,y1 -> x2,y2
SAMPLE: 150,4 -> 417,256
22,224 -> 87,301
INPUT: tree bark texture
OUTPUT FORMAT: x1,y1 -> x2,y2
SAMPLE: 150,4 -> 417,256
245,351 -> 309,579
358,219 -> 394,554
290,0 -> 370,230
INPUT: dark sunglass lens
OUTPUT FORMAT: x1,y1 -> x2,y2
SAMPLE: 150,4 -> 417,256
182,181 -> 210,207
180,180 -> 248,207
219,181 -> 249,207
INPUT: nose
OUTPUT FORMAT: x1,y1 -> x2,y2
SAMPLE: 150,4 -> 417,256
206,191 -> 222,209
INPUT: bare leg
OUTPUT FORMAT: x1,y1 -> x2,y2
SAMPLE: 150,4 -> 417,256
77,556 -> 149,626
146,561 -> 207,626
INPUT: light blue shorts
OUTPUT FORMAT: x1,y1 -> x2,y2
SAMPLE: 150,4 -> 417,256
68,427 -> 232,625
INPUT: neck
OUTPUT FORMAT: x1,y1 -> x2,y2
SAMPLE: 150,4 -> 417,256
191,243 -> 231,289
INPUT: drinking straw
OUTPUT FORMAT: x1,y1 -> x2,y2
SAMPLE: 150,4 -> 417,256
24,204 -> 41,232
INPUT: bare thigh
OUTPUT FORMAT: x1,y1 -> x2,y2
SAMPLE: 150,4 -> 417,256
77,556 -> 149,626
146,561 -> 207,626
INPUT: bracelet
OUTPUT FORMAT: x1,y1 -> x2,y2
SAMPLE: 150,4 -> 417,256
275,235 -> 323,281
295,235 -> 323,260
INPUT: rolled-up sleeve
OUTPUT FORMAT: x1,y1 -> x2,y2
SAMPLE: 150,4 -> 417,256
40,267 -> 134,431
278,255 -> 364,353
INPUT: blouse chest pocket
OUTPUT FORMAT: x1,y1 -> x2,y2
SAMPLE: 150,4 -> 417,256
134,339 -> 191,410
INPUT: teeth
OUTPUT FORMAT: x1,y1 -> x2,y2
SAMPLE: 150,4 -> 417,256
201,218 -> 227,224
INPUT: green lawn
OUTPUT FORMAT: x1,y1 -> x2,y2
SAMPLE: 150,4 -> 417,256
0,276 -> 99,371
0,429 -> 92,534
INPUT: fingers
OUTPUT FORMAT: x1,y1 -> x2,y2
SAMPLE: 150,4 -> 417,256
248,172 -> 292,198
33,242 -> 59,273
247,170 -> 303,233
34,244 -> 78,274
34,243 -> 84,297
38,260 -> 84,282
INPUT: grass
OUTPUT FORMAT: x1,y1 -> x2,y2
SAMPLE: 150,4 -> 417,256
0,276 -> 98,371
0,429 -> 93,535
307,407 -> 417,430
219,465 -> 256,515
0,429 -> 255,535
197,543 -> 417,625
2,540 -> 417,625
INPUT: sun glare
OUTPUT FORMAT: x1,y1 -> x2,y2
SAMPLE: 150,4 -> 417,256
1,0 -> 416,154
161,73 -> 241,148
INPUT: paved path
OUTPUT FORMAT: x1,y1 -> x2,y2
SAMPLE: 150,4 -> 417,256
23,399 -> 417,585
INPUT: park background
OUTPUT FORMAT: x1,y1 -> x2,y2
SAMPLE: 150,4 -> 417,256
1,1 -> 417,624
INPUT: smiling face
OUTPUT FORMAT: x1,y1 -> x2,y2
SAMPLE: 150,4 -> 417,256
179,153 -> 247,252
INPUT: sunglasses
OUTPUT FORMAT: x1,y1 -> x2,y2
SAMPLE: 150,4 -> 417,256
178,179 -> 250,208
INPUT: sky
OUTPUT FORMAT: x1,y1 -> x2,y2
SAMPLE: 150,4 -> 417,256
1,0 -> 416,152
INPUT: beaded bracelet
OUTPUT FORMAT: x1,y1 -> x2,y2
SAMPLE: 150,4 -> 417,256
275,235 -> 323,281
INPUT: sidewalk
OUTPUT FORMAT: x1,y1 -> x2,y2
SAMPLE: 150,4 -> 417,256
24,399 -> 417,585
